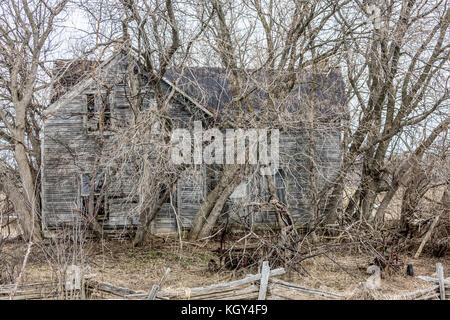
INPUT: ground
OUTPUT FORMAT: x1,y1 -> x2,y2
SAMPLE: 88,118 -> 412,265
1,234 -> 448,299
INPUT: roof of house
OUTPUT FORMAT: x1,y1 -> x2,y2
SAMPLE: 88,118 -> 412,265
47,50 -> 346,120
50,59 -> 101,104
164,67 -> 346,118
44,51 -> 215,119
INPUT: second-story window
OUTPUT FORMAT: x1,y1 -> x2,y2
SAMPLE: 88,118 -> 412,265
85,93 -> 112,133
87,94 -> 95,120
100,94 -> 111,129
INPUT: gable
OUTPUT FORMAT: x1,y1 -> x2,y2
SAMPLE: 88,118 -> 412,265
44,51 -> 215,122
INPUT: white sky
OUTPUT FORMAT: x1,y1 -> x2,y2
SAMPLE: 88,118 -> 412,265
55,6 -> 90,59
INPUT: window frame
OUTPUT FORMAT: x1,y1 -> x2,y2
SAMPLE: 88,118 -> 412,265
80,172 -> 109,221
84,92 -> 114,134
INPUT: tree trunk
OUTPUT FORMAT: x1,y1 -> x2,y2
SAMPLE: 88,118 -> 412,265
133,188 -> 171,247
13,111 -> 42,241
374,117 -> 450,224
196,173 -> 243,240
399,168 -> 427,235
188,165 -> 241,240
0,181 -> 41,241
373,185 -> 398,224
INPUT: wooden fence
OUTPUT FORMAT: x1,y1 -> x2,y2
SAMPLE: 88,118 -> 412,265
0,262 -> 448,300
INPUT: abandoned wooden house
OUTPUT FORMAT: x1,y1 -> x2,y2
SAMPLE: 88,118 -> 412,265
41,49 -> 345,235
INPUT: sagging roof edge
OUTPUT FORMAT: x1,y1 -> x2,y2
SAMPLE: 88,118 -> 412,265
43,47 -> 216,122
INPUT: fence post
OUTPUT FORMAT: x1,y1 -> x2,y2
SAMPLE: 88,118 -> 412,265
258,261 -> 270,300
148,267 -> 171,300
436,263 -> 445,300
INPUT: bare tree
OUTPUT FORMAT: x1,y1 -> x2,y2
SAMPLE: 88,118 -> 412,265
188,0 -> 349,241
42,0 -> 449,260
331,0 -> 449,225
0,0 -> 69,241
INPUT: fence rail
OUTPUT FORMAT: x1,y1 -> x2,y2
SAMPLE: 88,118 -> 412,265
1,262 -> 447,300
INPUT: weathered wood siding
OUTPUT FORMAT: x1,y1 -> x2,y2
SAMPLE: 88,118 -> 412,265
42,53 -> 342,233
222,127 -> 341,228
42,53 -> 208,233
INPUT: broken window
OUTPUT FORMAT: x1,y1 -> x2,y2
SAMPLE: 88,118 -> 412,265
86,94 -> 95,119
85,93 -> 112,133
261,169 -> 287,205
258,169 -> 287,223
159,183 -> 177,206
274,169 -> 287,205
159,183 -> 169,203
80,173 -> 109,220
101,94 -> 111,128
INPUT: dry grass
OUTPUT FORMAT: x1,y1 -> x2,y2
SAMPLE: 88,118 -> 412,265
1,235 -> 448,299
2,236 -> 239,292
288,251 -> 448,297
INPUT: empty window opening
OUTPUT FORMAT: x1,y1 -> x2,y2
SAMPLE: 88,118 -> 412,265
101,94 -> 111,128
85,93 -> 112,132
159,183 -> 177,207
86,94 -> 95,120
262,169 -> 287,205
80,173 -> 109,220
274,169 -> 287,205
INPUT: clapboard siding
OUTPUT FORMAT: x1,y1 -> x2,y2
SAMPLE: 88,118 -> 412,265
42,52 -> 343,233
177,167 -> 206,228
42,52 -> 208,232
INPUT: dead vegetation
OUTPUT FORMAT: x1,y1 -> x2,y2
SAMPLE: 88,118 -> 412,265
0,233 -> 448,300
0,0 -> 449,300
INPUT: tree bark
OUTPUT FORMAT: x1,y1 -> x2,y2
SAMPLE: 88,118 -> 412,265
133,189 -> 171,247
13,104 -> 42,241
0,180 -> 41,241
188,166 -> 241,240
196,172 -> 243,240
374,117 -> 450,223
